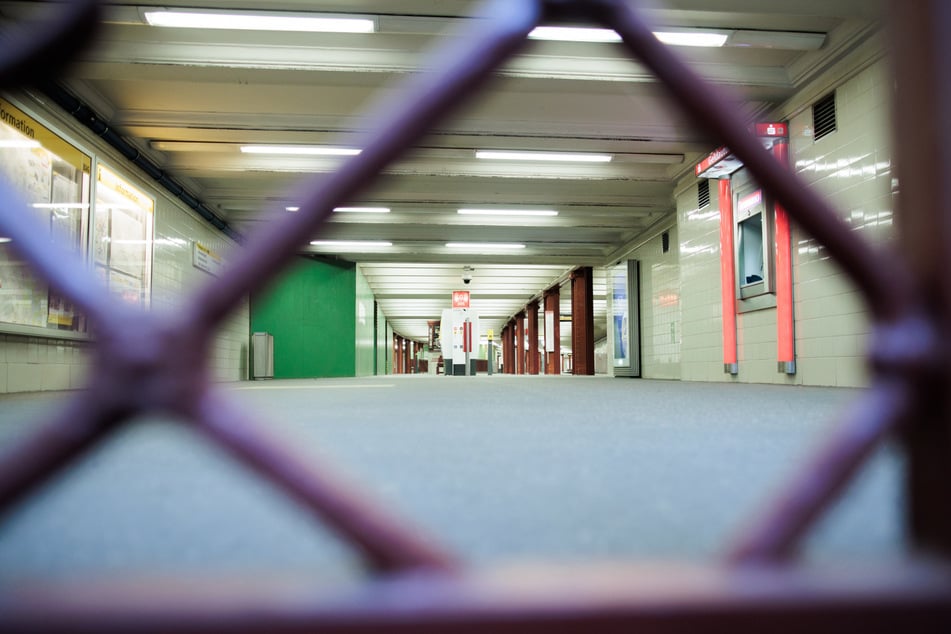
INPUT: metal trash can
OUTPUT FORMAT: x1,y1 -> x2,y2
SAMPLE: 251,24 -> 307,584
251,331 -> 274,379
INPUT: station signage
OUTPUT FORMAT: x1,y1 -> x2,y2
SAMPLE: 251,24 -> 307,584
452,290 -> 470,308
695,122 -> 789,179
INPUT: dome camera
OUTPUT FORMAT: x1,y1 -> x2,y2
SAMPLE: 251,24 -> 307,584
462,265 -> 474,285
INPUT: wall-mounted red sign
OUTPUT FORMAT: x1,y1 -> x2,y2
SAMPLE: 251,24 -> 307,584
452,290 -> 470,308
695,122 -> 789,179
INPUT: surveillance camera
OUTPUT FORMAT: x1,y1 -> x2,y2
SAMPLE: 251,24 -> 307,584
462,266 -> 473,285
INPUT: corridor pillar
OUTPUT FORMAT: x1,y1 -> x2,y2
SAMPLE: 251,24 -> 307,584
515,311 -> 526,375
526,300 -> 540,375
502,323 -> 513,374
571,267 -> 595,375
543,286 -> 560,375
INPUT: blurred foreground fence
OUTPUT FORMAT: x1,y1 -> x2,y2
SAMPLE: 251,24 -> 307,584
0,0 -> 949,631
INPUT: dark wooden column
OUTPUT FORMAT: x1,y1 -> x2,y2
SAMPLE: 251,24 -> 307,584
393,335 -> 401,375
571,267 -> 595,375
526,300 -> 540,375
501,323 -> 513,374
515,311 -> 526,375
544,286 -> 561,375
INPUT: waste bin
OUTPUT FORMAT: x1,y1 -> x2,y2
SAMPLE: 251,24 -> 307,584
251,331 -> 274,379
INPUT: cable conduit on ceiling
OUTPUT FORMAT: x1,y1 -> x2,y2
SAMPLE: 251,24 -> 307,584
39,81 -> 241,242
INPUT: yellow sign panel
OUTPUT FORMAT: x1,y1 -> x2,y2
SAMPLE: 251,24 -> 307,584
0,98 -> 91,172
98,165 -> 154,213
487,328 -> 494,341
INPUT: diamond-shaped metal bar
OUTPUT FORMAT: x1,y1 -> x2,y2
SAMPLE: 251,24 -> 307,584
0,0 -> 100,91
184,0 -> 542,337
0,0 -> 949,629
193,388 -> 460,573
0,175 -> 132,334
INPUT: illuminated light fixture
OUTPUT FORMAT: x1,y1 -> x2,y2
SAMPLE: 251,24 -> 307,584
285,206 -> 300,212
0,139 -> 41,148
334,206 -> 391,213
475,150 -> 612,163
143,10 -> 376,33
653,31 -> 728,47
458,208 -> 558,217
241,145 -> 361,156
310,240 -> 392,248
31,203 -> 89,209
0,237 -> 10,243
529,25 -> 729,48
446,242 -> 526,249
528,26 -> 621,42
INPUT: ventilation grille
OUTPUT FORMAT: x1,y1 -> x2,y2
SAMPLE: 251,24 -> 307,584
698,179 -> 710,208
813,92 -> 837,141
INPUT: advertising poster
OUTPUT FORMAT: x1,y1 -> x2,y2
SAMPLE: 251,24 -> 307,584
613,262 -> 629,367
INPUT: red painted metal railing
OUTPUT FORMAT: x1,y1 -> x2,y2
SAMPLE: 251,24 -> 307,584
1,0 -> 950,631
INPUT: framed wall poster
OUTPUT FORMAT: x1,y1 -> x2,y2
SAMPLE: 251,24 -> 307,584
0,98 -> 90,332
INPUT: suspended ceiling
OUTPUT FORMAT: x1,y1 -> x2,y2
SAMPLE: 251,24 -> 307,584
0,0 -> 886,345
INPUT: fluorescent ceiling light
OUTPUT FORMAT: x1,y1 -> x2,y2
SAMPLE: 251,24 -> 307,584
529,26 -> 621,42
528,25 -> 728,48
334,207 -> 391,213
241,145 -> 361,156
143,10 -> 375,33
654,31 -> 728,47
0,139 -> 41,148
446,242 -> 526,250
0,237 -> 10,243
476,150 -> 612,163
31,203 -> 89,209
285,206 -> 300,212
310,240 -> 392,248
458,209 -> 558,217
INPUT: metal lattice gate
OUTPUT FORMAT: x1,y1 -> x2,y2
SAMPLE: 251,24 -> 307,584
0,0 -> 950,631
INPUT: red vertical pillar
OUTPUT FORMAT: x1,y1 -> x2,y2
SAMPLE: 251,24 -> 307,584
515,311 -> 526,375
571,267 -> 594,375
526,300 -> 540,375
772,140 -> 795,374
544,286 -> 560,375
718,178 -> 738,375
502,323 -> 513,374
393,335 -> 400,375
404,339 -> 411,374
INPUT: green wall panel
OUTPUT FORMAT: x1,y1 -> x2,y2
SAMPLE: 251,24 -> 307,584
354,267 -> 375,377
251,257 -> 356,378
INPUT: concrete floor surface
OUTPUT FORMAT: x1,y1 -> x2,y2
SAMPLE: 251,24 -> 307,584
0,376 -> 903,583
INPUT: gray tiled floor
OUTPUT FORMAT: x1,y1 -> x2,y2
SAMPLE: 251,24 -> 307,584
0,376 -> 904,583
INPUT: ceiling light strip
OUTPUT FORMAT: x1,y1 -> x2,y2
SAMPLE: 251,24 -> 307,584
529,25 -> 729,48
144,10 -> 375,33
241,145 -> 361,156
446,242 -> 526,249
458,209 -> 558,217
528,26 -> 622,42
310,240 -> 392,248
475,150 -> 612,163
334,207 -> 391,213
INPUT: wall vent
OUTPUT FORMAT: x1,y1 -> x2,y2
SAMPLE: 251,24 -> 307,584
813,91 -> 837,141
698,179 -> 710,208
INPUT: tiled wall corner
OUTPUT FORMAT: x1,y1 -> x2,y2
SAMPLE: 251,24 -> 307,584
677,184 -> 730,383
623,227 -> 682,380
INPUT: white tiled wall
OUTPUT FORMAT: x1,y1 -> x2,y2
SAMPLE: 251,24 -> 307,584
785,61 -> 891,387
666,58 -> 891,387
150,195 -> 250,383
623,227 -> 682,380
678,185 -> 729,383
0,99 -> 249,394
